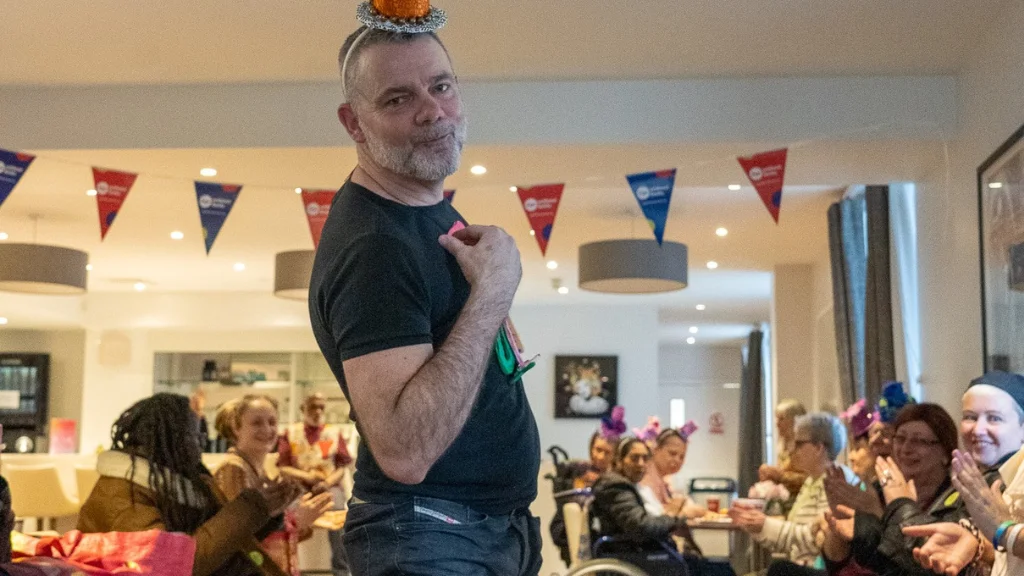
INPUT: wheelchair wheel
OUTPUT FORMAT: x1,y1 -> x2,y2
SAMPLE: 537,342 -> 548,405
565,558 -> 650,575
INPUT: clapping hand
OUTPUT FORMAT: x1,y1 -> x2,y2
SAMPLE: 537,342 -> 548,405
876,456 -> 917,504
951,449 -> 1012,540
728,505 -> 766,534
826,505 -> 856,542
902,523 -> 977,576
824,465 -> 883,517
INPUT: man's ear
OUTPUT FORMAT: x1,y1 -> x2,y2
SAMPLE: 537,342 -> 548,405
338,103 -> 366,144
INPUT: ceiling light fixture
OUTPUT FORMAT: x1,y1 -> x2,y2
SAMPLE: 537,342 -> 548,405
86,189 -> 97,196
295,188 -> 303,194
133,282 -> 146,292
529,230 -> 535,236
578,239 -> 688,294
274,250 -> 315,300
689,326 -> 698,334
470,165 -> 487,176
200,167 -> 218,177
728,184 -> 742,191
686,337 -> 696,345
558,286 -> 569,295
510,186 -> 518,192
547,261 -> 558,270
696,304 -> 706,311
715,227 -> 728,237
723,382 -> 741,389
989,182 -> 1004,189
0,318 -> 8,326
706,261 -> 719,269
0,232 -> 7,241
170,231 -> 184,240
233,262 -> 246,272
0,240 -> 89,295
86,264 -> 93,271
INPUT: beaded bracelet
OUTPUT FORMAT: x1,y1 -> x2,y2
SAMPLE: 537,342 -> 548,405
959,519 -> 985,567
994,520 -> 1016,552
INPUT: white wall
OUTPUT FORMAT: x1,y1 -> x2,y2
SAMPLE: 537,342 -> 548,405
771,264 -> 817,410
917,0 -> 1024,415
658,344 -> 743,491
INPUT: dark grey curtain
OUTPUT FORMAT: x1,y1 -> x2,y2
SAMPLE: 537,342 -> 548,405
828,186 -> 896,406
863,186 -> 896,404
737,329 -> 764,494
736,329 -> 766,573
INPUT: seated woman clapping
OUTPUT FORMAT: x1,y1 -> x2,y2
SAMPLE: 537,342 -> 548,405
731,412 -> 860,568
77,394 -> 301,576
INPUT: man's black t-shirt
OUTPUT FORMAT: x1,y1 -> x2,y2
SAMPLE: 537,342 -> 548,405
308,180 -> 540,515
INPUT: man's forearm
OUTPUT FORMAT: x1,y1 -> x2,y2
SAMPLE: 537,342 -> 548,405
374,291 -> 508,482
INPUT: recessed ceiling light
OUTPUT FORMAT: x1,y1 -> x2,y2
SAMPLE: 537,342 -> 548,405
546,261 -> 558,270
233,262 -> 246,272
470,165 -> 487,176
170,231 -> 184,240
558,286 -> 569,295
529,230 -> 536,236
86,264 -> 93,271
0,317 -> 8,326
686,337 -> 696,345
295,188 -> 303,194
723,382 -> 741,389
728,184 -> 742,191
510,186 -> 518,192
86,189 -> 97,196
706,261 -> 719,269
133,282 -> 146,292
689,326 -> 698,334
200,167 -> 218,177
715,227 -> 728,237
989,182 -> 1004,189
0,232 -> 7,241
696,304 -> 706,311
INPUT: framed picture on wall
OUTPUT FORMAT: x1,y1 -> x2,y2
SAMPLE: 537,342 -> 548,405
977,121 -> 1024,373
554,355 -> 618,419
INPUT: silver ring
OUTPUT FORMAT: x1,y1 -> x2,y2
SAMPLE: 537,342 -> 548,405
882,469 -> 894,480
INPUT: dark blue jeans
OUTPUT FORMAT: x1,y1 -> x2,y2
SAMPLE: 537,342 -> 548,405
342,496 -> 542,576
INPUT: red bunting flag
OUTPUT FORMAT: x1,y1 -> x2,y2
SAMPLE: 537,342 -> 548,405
517,184 -> 564,256
92,168 -> 138,240
300,189 -> 336,249
737,148 -> 788,223
443,189 -> 456,203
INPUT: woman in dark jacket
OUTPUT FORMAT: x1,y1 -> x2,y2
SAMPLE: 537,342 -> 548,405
590,437 -> 692,551
825,404 -> 980,576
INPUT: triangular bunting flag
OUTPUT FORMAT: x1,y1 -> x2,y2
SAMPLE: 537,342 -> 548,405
737,148 -> 788,223
0,149 -> 35,210
443,189 -> 456,203
195,182 -> 242,254
517,184 -> 564,256
92,168 -> 138,240
300,189 -> 336,249
626,169 -> 676,245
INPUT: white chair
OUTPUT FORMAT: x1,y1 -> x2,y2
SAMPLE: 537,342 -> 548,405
75,466 -> 101,502
563,502 -> 583,568
6,465 -> 80,531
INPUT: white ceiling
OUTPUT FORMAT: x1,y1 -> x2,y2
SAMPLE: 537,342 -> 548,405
0,0 -> 1007,86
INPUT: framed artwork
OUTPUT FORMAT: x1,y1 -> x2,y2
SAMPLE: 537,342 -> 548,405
554,355 -> 618,419
978,121 -> 1024,373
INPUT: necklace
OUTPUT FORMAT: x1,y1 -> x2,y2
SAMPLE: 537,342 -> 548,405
355,166 -> 412,206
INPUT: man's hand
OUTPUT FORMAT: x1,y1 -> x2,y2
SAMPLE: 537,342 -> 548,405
439,225 -> 522,309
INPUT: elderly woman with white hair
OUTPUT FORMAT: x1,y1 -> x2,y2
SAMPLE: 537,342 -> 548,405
732,412 -> 860,570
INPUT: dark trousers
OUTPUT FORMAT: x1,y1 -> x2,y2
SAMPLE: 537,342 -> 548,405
327,528 -> 351,576
343,496 -> 542,576
766,560 -> 826,576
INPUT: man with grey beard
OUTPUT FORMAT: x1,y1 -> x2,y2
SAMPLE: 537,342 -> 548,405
307,24 -> 542,576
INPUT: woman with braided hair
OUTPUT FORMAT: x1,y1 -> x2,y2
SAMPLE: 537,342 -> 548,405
77,393 -> 300,576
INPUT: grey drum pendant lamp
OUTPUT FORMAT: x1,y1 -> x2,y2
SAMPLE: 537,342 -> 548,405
0,216 -> 88,295
578,239 -> 688,294
273,250 -> 315,300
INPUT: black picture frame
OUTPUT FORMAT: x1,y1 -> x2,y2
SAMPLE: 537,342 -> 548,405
554,355 -> 618,419
977,121 -> 1024,373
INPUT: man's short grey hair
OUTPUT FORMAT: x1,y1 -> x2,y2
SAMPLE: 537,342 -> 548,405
338,26 -> 448,102
795,412 -> 847,461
